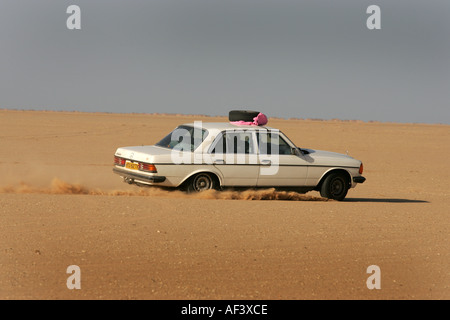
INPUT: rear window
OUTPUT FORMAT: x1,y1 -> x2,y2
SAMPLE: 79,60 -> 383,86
156,125 -> 208,152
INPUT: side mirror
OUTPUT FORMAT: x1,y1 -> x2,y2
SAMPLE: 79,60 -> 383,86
291,147 -> 302,156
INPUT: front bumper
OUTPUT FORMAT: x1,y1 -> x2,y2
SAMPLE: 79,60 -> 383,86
113,167 -> 166,183
353,176 -> 366,184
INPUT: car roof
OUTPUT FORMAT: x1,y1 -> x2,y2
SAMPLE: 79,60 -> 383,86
181,122 -> 276,131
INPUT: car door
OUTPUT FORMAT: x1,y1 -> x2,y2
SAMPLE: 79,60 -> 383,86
256,130 -> 309,187
208,129 -> 259,187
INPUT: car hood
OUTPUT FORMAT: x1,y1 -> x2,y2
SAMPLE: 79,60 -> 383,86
303,148 -> 361,167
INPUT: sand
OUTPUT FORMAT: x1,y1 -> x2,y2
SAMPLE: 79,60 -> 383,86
0,109 -> 448,299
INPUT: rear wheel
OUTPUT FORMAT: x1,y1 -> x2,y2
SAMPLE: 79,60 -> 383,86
187,173 -> 217,193
320,172 -> 349,201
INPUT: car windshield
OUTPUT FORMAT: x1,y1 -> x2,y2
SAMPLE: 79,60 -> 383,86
155,125 -> 208,152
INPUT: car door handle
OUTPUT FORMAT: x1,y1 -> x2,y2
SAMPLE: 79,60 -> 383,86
213,160 -> 225,164
261,160 -> 271,166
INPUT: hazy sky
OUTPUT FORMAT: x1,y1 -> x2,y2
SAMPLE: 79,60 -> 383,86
0,0 -> 449,124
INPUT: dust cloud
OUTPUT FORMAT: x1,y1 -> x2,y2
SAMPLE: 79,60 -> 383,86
0,178 -> 327,201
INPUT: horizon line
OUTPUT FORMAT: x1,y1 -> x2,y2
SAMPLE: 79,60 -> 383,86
0,107 -> 448,126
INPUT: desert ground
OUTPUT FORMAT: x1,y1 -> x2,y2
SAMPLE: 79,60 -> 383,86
0,109 -> 448,300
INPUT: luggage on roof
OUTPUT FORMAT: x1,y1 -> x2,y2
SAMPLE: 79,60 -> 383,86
228,110 -> 260,122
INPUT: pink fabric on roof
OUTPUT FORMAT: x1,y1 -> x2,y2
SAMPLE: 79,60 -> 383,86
231,112 -> 268,126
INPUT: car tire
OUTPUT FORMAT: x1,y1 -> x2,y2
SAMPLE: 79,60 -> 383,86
229,110 -> 260,122
187,173 -> 217,193
320,172 -> 349,201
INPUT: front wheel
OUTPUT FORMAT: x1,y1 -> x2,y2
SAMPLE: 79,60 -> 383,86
186,173 -> 217,193
320,172 -> 349,201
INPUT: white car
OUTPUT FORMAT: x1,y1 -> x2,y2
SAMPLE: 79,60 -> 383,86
113,116 -> 365,201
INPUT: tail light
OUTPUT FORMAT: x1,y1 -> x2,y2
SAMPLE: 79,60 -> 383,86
359,163 -> 364,174
139,162 -> 157,173
115,156 -> 157,173
114,156 -> 126,166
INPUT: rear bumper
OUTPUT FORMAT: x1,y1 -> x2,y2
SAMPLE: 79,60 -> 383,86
113,167 -> 166,183
353,176 -> 366,184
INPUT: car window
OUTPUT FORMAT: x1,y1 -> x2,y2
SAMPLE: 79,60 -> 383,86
210,130 -> 255,154
256,131 -> 292,155
156,125 -> 208,152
